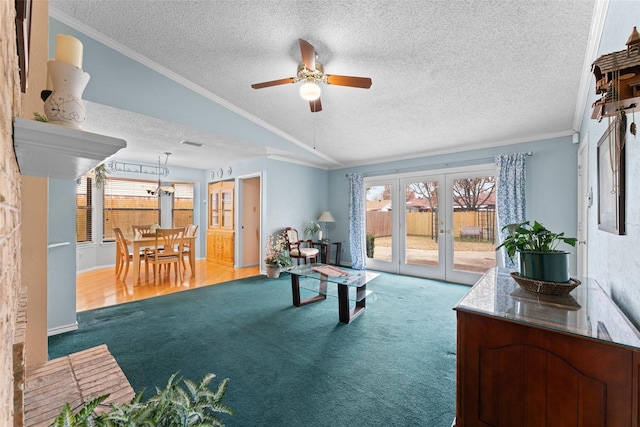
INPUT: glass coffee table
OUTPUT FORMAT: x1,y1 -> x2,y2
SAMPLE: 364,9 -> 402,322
287,263 -> 379,323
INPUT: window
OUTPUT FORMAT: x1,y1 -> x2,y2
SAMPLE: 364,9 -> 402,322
172,182 -> 194,228
76,176 -> 92,243
103,178 -> 159,241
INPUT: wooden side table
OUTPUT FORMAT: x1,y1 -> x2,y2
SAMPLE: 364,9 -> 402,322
313,241 -> 342,265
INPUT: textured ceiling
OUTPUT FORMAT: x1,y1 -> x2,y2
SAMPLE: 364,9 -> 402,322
49,0 -> 597,170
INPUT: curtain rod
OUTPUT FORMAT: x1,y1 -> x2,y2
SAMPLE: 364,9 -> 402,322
347,151 -> 533,178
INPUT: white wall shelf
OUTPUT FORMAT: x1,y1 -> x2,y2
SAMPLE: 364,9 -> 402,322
13,118 -> 126,180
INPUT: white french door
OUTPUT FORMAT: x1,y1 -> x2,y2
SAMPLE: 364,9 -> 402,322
365,165 -> 496,285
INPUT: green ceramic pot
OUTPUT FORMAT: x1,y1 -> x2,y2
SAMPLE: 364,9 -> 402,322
519,251 -> 571,283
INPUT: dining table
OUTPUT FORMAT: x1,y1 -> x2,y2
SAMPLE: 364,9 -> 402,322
119,234 -> 197,284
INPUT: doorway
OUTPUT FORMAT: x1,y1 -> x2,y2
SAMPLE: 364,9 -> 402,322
365,165 -> 496,285
577,135 -> 589,277
238,175 -> 261,267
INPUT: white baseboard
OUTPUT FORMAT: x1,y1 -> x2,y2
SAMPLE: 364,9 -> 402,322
48,321 -> 78,336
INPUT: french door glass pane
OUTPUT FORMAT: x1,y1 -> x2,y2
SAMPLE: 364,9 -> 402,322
405,180 -> 439,267
365,184 -> 392,261
451,175 -> 497,273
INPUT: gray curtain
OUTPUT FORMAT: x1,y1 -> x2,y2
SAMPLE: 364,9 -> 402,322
495,153 -> 527,269
347,173 -> 366,269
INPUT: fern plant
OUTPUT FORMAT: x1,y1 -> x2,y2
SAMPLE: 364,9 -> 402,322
49,372 -> 233,427
50,395 -> 110,427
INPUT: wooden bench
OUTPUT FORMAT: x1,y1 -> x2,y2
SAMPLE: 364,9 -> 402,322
24,344 -> 134,427
460,226 -> 482,239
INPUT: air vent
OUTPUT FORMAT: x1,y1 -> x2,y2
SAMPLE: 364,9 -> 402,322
180,140 -> 204,147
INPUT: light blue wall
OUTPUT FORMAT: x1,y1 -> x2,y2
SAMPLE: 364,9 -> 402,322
48,179 -> 77,333
48,18 -> 320,163
329,137 -> 579,270
263,160 -> 328,260
204,158 -> 328,269
579,0 -> 640,327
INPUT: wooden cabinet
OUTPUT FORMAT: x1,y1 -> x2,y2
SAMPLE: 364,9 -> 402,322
454,268 -> 640,427
206,181 -> 234,266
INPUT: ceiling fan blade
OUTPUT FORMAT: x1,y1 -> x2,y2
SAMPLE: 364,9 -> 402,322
251,77 -> 296,89
309,98 -> 322,113
326,74 -> 372,89
299,39 -> 316,71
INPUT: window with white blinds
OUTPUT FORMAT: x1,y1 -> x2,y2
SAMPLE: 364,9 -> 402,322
172,182 -> 194,228
76,176 -> 93,243
103,178 -> 159,241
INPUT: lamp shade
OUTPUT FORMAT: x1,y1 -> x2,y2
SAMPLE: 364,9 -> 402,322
299,81 -> 321,101
318,211 -> 335,222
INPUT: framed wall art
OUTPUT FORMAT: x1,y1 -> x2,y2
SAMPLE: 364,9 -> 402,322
597,113 -> 626,235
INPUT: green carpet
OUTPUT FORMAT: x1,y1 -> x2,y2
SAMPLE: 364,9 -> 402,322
49,271 -> 469,426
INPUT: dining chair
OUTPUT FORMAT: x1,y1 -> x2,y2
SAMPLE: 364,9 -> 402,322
284,227 -> 319,264
144,228 -> 184,284
179,224 -> 199,275
132,224 -> 155,238
113,227 -> 134,280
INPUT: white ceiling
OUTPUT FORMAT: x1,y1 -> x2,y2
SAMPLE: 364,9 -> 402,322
49,0 -> 598,171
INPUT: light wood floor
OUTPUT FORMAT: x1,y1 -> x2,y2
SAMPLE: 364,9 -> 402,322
77,259 -> 261,312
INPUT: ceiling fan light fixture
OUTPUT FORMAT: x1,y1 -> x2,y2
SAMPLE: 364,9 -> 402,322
299,80 -> 321,101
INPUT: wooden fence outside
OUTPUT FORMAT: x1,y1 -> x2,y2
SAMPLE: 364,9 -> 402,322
366,210 -> 495,241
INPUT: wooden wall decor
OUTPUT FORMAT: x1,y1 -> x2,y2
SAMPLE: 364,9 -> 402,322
592,26 -> 640,121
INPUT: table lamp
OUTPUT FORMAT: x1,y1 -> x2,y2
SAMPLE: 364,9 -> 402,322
318,211 -> 335,241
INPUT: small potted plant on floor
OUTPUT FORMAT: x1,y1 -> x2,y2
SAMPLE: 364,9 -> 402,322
496,220 -> 577,283
265,232 -> 292,278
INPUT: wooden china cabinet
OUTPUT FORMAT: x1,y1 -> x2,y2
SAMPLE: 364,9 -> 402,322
206,181 -> 234,266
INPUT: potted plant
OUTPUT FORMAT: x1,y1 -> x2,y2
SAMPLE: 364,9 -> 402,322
92,163 -> 109,188
51,372 -> 233,426
496,220 -> 577,283
265,232 -> 292,278
366,232 -> 375,258
304,221 -> 322,241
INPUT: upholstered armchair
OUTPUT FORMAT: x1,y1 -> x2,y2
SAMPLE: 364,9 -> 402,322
284,227 -> 319,264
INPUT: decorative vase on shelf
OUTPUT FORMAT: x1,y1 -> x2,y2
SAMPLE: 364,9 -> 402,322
266,265 -> 281,279
43,60 -> 90,129
317,230 -> 323,241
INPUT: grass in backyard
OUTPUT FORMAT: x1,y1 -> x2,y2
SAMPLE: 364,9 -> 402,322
375,235 -> 495,251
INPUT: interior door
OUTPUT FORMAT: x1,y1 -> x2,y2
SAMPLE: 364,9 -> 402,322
577,135 -> 589,277
239,176 -> 261,266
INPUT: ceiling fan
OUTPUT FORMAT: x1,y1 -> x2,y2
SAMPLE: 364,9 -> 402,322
251,39 -> 372,113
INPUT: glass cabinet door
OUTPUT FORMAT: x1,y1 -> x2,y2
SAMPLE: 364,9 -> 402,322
222,189 -> 234,229
210,191 -> 219,227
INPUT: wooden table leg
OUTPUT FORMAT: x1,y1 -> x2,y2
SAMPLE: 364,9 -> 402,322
338,283 -> 366,323
132,242 -> 141,284
291,274 -> 326,307
115,240 -> 121,277
189,240 -> 195,275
